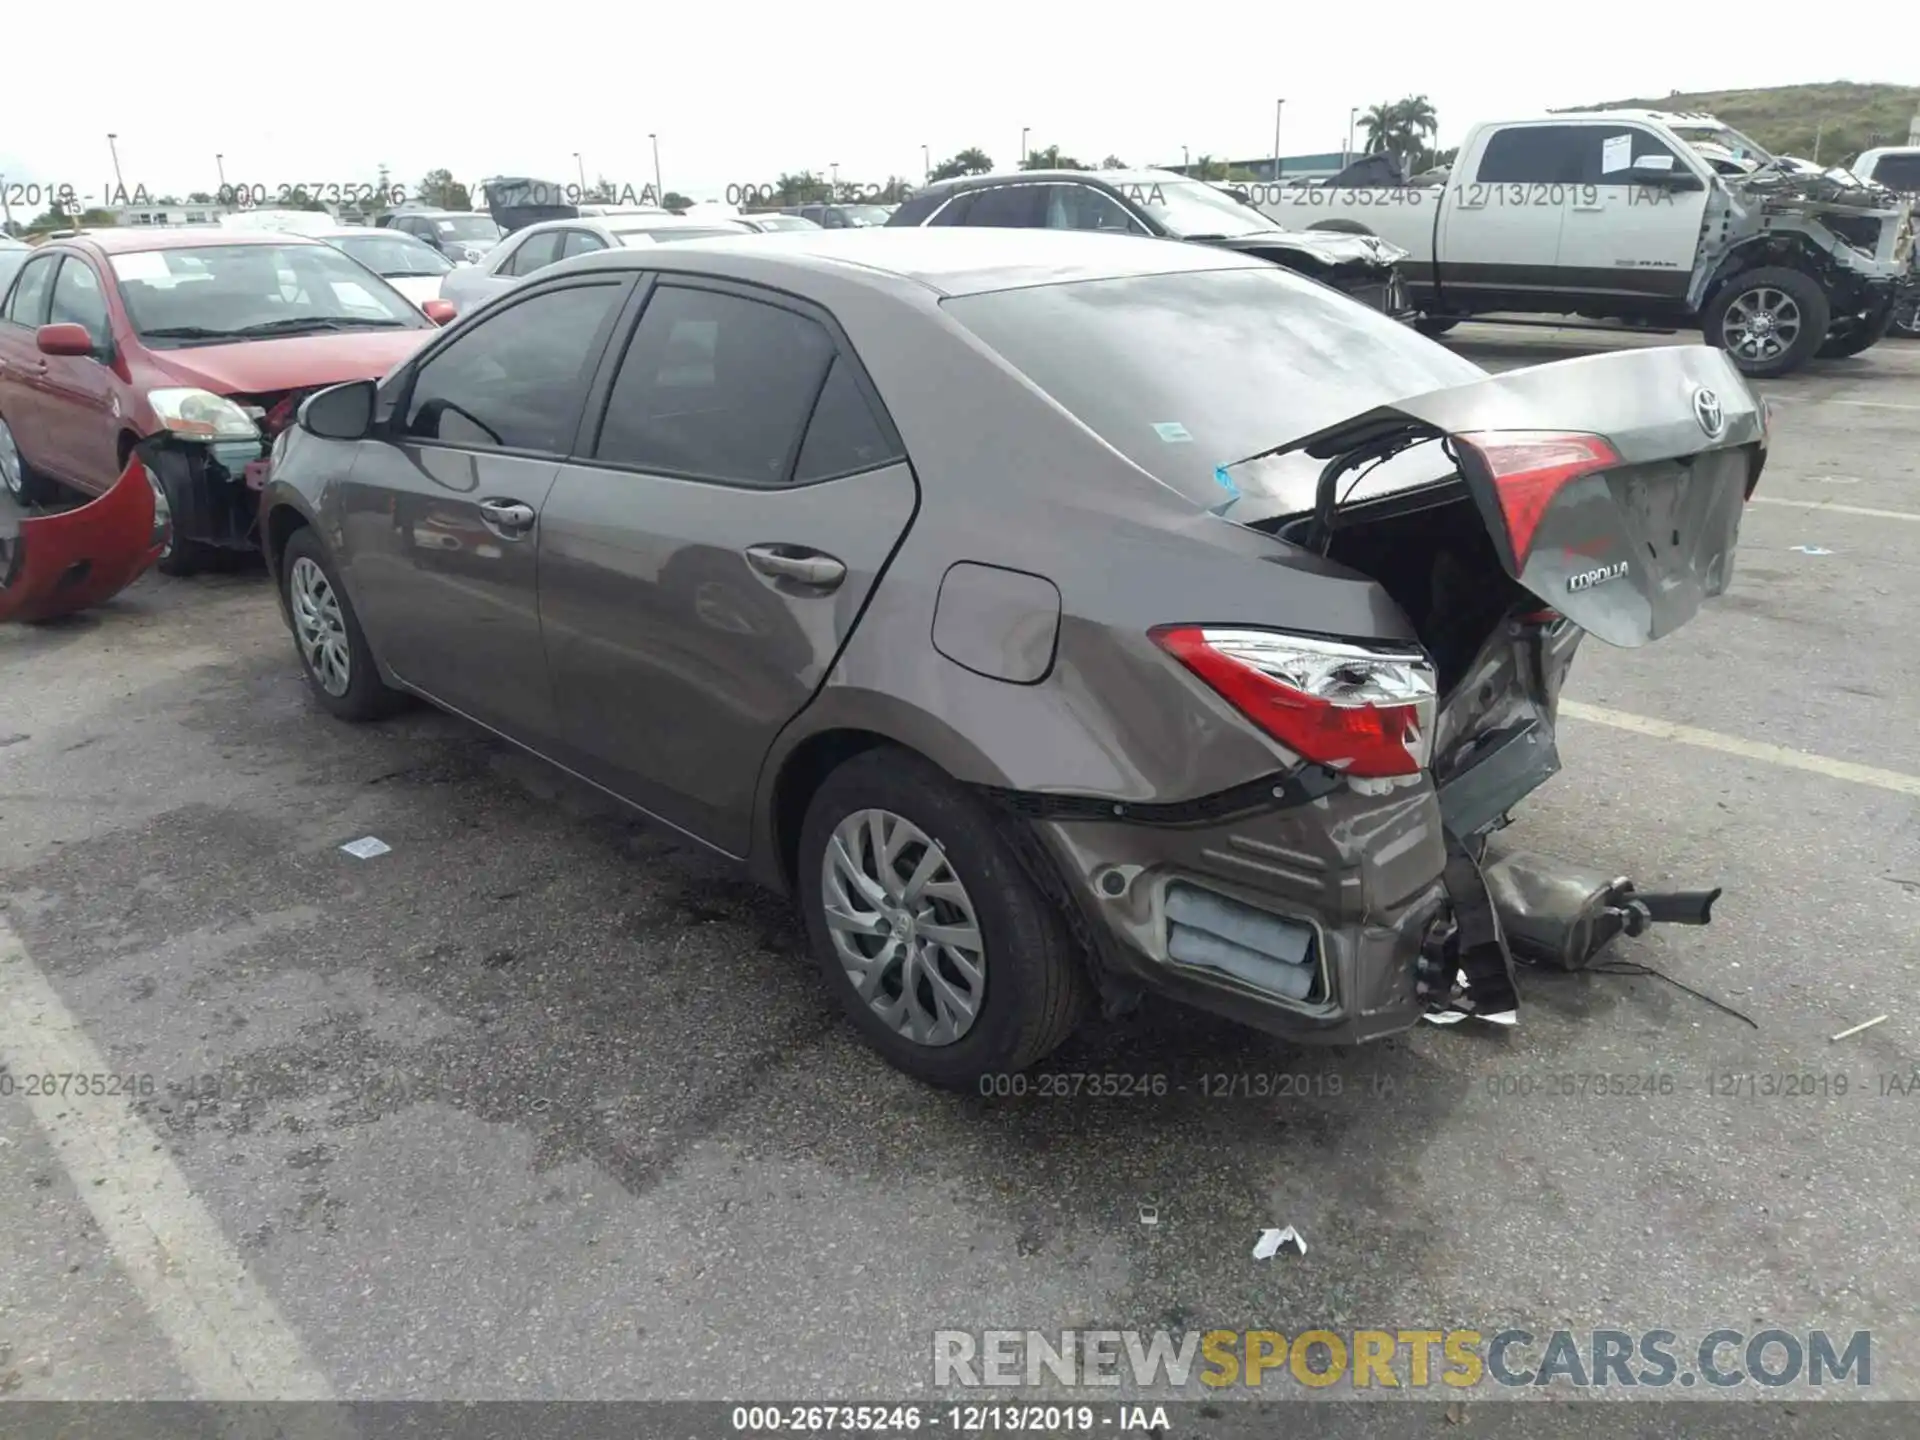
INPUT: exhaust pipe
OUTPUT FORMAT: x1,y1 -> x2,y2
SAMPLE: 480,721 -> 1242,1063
1480,850 -> 1722,972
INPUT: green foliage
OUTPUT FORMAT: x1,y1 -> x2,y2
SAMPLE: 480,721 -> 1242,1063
1569,82 -> 1920,162
1358,96 -> 1440,170
1021,145 -> 1087,171
416,168 -> 472,210
662,191 -> 694,212
929,148 -> 993,181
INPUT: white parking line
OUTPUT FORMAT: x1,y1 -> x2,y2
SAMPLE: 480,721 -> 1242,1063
0,915 -> 335,1401
1558,702 -> 1920,798
1749,497 -> 1920,523
1763,396 -> 1920,413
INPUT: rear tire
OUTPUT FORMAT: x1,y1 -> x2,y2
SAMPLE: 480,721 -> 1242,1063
797,746 -> 1089,1089
1703,267 -> 1830,378
1892,293 -> 1920,339
281,527 -> 406,722
1414,315 -> 1460,338
0,415 -> 58,507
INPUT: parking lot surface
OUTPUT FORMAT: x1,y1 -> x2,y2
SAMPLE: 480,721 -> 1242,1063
3,327 -> 1917,1415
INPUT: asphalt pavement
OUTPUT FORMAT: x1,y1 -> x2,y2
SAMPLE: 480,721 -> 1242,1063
2,327 -> 1917,1428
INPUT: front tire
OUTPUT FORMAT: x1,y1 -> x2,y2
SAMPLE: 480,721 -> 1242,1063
144,454 -> 211,577
1704,267 -> 1830,378
797,747 -> 1089,1089
281,527 -> 405,721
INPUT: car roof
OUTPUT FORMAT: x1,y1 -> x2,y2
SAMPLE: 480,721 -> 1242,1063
81,229 -> 325,254
914,167 -> 1188,197
552,226 -> 1260,297
314,227 -> 426,240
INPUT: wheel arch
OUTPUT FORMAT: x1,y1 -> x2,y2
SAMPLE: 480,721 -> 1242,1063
751,698 -> 1019,896
1698,233 -> 1836,311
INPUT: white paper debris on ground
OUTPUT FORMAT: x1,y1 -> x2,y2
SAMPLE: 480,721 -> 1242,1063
1139,1205 -> 1160,1227
1830,1015 -> 1889,1042
340,836 -> 392,859
1253,1225 -> 1306,1260
1790,545 -> 1834,556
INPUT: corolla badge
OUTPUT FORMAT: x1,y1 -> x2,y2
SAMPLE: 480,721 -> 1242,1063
1692,385 -> 1725,440
1568,560 -> 1630,593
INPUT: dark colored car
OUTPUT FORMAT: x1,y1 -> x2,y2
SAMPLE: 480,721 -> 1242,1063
0,230 -> 445,575
785,203 -> 893,229
888,168 -> 1410,316
379,209 -> 504,264
261,228 -> 1759,1087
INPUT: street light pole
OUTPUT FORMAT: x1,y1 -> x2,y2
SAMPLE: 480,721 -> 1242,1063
1020,127 -> 1029,170
1346,108 -> 1358,167
649,134 -> 663,206
1272,99 -> 1285,183
215,153 -> 226,190
574,152 -> 586,195
1181,144 -> 1190,174
106,133 -> 126,200
922,144 -> 930,183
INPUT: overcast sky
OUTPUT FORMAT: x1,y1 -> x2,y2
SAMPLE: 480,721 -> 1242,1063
1,3 -> 1909,210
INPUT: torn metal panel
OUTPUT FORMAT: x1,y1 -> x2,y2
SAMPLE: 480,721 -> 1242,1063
0,459 -> 165,624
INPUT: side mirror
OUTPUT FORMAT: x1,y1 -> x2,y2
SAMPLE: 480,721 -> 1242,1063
298,379 -> 377,442
421,298 -> 458,326
36,322 -> 96,358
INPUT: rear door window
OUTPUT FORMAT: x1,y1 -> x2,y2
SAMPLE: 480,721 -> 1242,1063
1577,127 -> 1687,184
561,229 -> 610,259
504,231 -> 564,276
957,186 -> 1045,227
591,283 -> 838,486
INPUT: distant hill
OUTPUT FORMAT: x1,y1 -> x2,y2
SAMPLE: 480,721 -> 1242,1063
1560,82 -> 1919,164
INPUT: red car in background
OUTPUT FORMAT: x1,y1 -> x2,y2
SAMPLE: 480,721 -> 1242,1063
0,229 -> 453,577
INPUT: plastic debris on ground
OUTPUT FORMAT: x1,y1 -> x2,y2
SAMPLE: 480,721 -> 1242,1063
1253,1225 -> 1306,1259
1789,545 -> 1834,556
1139,1205 -> 1160,1227
1830,1015 -> 1888,1042
340,836 -> 392,859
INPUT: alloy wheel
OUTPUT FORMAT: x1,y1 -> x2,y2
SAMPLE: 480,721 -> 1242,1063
821,808 -> 986,1046
289,556 -> 352,696
1722,287 -> 1802,362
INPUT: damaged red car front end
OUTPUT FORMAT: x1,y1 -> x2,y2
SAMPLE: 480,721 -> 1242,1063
0,459 -> 165,623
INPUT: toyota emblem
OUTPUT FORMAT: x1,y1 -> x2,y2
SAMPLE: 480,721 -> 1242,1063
1692,385 -> 1726,440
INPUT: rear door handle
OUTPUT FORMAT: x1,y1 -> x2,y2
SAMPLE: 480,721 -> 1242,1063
745,543 -> 846,590
478,498 -> 536,534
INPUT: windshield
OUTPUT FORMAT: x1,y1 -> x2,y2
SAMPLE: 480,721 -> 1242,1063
941,265 -> 1485,518
1670,123 -> 1775,167
1867,153 -> 1920,192
432,215 -> 504,242
109,242 -> 428,345
837,205 -> 893,227
614,226 -> 748,245
335,234 -> 454,277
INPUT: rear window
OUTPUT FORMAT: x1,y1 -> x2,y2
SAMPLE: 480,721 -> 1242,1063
1868,153 -> 1920,192
940,266 -> 1485,516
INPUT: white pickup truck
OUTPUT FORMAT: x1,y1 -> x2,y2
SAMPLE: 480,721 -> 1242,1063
1245,110 -> 1919,376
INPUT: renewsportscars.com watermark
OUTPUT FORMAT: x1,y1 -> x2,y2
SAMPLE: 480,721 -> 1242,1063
934,1329 -> 1873,1391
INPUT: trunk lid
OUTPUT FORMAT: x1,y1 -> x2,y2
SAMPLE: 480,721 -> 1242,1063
1277,345 -> 1767,649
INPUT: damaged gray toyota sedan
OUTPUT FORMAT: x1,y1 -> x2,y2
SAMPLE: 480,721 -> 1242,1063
261,228 -> 1763,1087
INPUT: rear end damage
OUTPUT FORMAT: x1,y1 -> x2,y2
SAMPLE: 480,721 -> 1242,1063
1037,346 -> 1763,1035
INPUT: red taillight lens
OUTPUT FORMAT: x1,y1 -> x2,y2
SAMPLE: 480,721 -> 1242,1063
1454,431 -> 1621,570
1151,626 -> 1438,778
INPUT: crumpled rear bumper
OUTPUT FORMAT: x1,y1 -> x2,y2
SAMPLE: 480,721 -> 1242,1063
0,460 -> 164,624
1019,776 -> 1448,1046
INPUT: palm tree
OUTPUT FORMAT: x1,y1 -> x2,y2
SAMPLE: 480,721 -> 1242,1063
1358,103 -> 1402,158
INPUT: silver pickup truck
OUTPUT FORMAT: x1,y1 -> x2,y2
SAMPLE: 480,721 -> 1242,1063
1239,110 -> 1918,376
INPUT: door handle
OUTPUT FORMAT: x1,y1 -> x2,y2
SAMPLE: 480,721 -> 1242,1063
478,498 -> 536,533
745,543 -> 846,589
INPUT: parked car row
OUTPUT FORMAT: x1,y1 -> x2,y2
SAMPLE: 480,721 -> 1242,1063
885,168 -> 1410,316
253,226 -> 1759,1086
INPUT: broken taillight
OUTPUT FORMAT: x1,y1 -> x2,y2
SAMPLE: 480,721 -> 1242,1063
1151,626 -> 1437,778
1454,431 -> 1621,570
